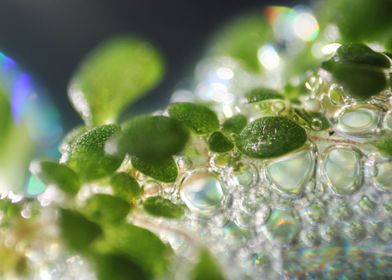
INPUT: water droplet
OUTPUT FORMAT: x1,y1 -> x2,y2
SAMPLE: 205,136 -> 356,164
304,201 -> 325,224
303,98 -> 321,112
335,105 -> 381,136
310,118 -> 323,131
265,208 -> 301,245
373,160 -> 392,191
356,195 -> 376,215
180,171 -> 224,215
267,148 -> 315,196
328,84 -> 345,106
230,162 -> 258,189
330,199 -> 352,220
323,146 -> 362,195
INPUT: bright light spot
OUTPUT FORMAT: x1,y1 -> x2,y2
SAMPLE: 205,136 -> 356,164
216,67 -> 234,80
322,43 -> 341,55
293,12 -> 319,41
258,45 -> 281,71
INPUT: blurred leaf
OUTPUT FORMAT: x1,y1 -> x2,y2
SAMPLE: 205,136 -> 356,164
110,172 -> 142,201
222,114 -> 247,134
59,209 -> 102,252
191,248 -> 225,280
207,131 -> 234,153
322,44 -> 390,99
66,124 -> 124,181
143,196 -> 184,219
84,194 -> 131,224
59,126 -> 87,155
371,134 -> 392,158
104,223 -> 172,277
245,88 -> 284,104
94,254 -> 150,280
119,115 -> 189,162
168,103 -> 219,134
0,87 -> 11,147
69,36 -> 164,126
209,13 -> 272,72
131,156 -> 177,183
236,116 -> 307,159
30,161 -> 81,196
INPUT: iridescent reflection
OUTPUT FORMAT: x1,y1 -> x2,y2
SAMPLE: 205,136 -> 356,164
0,51 -> 62,196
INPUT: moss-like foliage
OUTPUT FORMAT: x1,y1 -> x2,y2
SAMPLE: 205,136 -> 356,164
110,172 -> 142,201
236,116 -> 307,159
208,131 -> 234,153
245,88 -> 284,104
191,248 -> 226,280
131,156 -> 178,183
222,114 -> 247,135
119,115 -> 189,162
143,196 -> 185,219
66,124 -> 124,181
168,102 -> 219,134
84,194 -> 131,224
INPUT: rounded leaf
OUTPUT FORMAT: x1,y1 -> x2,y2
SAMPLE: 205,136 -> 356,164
207,131 -> 234,153
236,117 -> 307,159
110,172 -> 142,201
69,36 -> 164,126
222,114 -> 247,134
84,194 -> 131,224
168,103 -> 219,134
131,156 -> 178,183
143,196 -> 184,219
119,115 -> 189,162
245,88 -> 284,103
66,124 -> 124,181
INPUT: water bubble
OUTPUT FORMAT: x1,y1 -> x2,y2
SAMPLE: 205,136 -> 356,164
265,207 -> 301,245
328,84 -> 345,106
356,195 -> 376,215
335,104 -> 381,137
304,201 -> 325,224
373,160 -> 392,191
323,146 -> 362,195
310,118 -> 324,131
266,147 -> 315,196
180,170 -> 224,215
330,199 -> 352,220
303,98 -> 321,112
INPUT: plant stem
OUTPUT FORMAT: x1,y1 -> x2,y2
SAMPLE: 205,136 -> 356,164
308,134 -> 361,145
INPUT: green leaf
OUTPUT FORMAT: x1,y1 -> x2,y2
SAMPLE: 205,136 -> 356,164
131,156 -> 177,183
245,88 -> 284,104
236,116 -> 307,159
104,223 -> 172,277
110,172 -> 142,201
66,124 -> 124,181
207,131 -> 234,153
84,194 -> 131,224
191,248 -> 225,280
322,43 -> 391,99
332,43 -> 390,68
69,36 -> 164,126
143,196 -> 184,219
0,87 -> 11,147
168,103 -> 219,134
119,115 -> 189,162
222,114 -> 247,134
30,161 -> 81,196
60,126 -> 87,154
371,134 -> 392,158
94,254 -> 150,280
59,209 -> 102,252
208,12 -> 272,72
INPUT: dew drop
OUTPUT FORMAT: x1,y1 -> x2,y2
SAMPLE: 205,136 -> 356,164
373,161 -> 392,191
180,171 -> 224,215
267,148 -> 315,196
265,208 -> 301,245
323,147 -> 362,195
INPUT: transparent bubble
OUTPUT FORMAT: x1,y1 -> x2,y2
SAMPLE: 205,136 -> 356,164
373,160 -> 392,191
229,162 -> 259,189
264,207 -> 301,245
323,146 -> 362,195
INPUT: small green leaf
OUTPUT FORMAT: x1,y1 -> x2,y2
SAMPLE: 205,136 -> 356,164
131,156 -> 177,183
84,194 -> 131,224
245,88 -> 284,104
207,131 -> 234,153
94,254 -> 149,280
59,209 -> 102,251
371,134 -> 392,158
60,126 -> 87,154
322,43 -> 391,99
191,248 -> 225,280
333,43 -> 390,68
168,103 -> 219,134
104,224 -> 172,277
119,115 -> 189,162
236,116 -> 307,159
222,114 -> 247,134
66,124 -> 124,181
143,196 -> 184,219
69,36 -> 164,126
30,161 -> 81,196
110,172 -> 142,201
